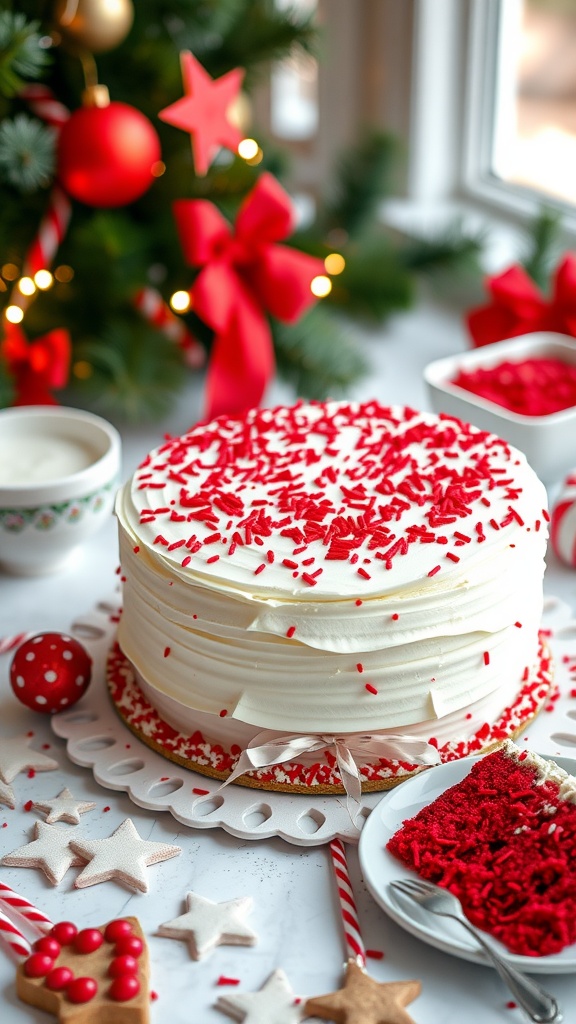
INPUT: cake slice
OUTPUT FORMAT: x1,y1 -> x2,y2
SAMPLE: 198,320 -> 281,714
387,740 -> 576,956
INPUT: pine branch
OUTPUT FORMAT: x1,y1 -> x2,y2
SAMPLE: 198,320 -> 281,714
0,351 -> 15,408
0,113 -> 55,191
521,207 -> 564,291
70,320 -> 187,422
0,12 -> 51,98
272,305 -> 367,400
322,132 -> 398,239
327,241 -> 414,323
401,223 -> 485,277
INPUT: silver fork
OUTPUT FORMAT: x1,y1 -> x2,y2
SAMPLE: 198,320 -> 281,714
389,878 -> 562,1024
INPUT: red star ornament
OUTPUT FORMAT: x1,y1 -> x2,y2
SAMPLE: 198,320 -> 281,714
159,51 -> 244,175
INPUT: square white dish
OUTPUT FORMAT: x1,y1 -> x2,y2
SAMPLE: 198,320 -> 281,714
424,332 -> 576,483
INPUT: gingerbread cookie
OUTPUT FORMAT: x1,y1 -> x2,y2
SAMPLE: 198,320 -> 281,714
17,916 -> 150,1023
304,959 -> 421,1024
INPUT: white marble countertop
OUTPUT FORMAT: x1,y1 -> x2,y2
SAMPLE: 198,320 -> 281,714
2,300 -> 576,1023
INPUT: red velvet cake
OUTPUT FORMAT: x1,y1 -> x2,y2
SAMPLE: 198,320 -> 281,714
387,740 -> 576,956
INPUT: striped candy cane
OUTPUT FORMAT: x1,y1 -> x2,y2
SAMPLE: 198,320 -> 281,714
329,838 -> 366,968
0,907 -> 32,960
0,882 -> 53,934
0,633 -> 30,656
551,473 -> 576,568
134,287 -> 206,368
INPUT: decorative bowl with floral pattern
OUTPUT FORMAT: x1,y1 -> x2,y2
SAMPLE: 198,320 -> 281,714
0,406 -> 121,575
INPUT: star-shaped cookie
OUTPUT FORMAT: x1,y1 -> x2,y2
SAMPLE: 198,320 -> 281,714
0,735 -> 58,784
0,778 -> 15,808
32,787 -> 96,825
157,891 -> 257,959
159,50 -> 244,175
69,818 -> 181,893
1,821 -> 85,885
304,960 -> 421,1024
216,968 -> 301,1024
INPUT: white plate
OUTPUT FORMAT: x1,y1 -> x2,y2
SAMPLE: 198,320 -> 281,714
358,754 -> 576,974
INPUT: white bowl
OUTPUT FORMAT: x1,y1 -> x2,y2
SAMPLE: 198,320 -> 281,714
0,406 -> 121,575
424,332 -> 576,483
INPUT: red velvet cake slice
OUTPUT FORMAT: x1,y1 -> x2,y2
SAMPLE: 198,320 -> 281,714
387,740 -> 576,956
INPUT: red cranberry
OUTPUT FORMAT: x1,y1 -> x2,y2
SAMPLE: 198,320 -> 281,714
50,921 -> 78,945
24,953 -> 54,978
45,966 -> 74,991
114,935 -> 143,958
104,919 -> 133,943
109,975 -> 140,1001
67,977 -> 98,1004
108,955 -> 139,978
74,928 -> 104,954
34,936 -> 61,958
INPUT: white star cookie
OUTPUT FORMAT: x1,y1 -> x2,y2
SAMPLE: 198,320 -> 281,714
32,787 -> 97,824
69,818 -> 181,893
158,891 -> 257,959
0,735 -> 58,784
0,778 -> 15,808
1,821 -> 85,885
216,968 -> 303,1024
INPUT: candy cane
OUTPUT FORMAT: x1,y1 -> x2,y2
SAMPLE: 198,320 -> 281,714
0,907 -> 32,960
15,86 -> 72,281
329,839 -> 366,968
0,882 -> 53,934
0,633 -> 30,655
134,287 -> 206,368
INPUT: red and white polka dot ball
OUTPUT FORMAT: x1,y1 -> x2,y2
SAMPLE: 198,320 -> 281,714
9,633 -> 92,714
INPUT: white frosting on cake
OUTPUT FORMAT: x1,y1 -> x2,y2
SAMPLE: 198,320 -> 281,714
503,741 -> 576,803
115,401 -> 548,737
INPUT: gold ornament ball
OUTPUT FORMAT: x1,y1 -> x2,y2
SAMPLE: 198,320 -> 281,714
53,0 -> 134,53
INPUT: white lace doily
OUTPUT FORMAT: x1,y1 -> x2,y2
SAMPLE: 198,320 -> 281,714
51,595 -> 576,847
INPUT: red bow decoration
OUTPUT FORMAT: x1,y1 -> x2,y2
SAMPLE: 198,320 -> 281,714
1,323 -> 71,405
467,254 -> 576,347
174,172 -> 325,419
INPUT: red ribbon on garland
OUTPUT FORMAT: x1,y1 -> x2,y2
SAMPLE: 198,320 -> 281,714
174,172 -> 325,418
1,323 -> 71,405
467,254 -> 576,347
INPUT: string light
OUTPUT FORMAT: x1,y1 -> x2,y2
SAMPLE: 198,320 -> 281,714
324,253 -> 345,275
18,277 -> 36,296
73,360 -> 93,380
5,305 -> 24,324
54,265 -> 74,283
238,138 -> 259,160
170,290 -> 191,313
2,264 -> 19,281
34,270 -> 54,290
310,275 -> 332,298
151,161 -> 166,177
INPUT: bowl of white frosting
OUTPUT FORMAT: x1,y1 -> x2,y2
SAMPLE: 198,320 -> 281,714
0,406 -> 121,575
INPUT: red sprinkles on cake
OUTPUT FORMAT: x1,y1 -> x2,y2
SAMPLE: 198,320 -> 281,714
387,741 -> 576,956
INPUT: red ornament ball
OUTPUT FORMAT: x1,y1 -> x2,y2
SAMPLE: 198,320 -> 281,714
57,99 -> 161,207
34,936 -> 61,958
108,954 -> 139,978
24,953 -> 54,978
10,633 -> 92,714
50,921 -> 78,945
114,934 -> 143,958
104,919 -> 133,943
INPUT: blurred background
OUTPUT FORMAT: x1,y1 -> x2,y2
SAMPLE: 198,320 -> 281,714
1,0 -> 576,423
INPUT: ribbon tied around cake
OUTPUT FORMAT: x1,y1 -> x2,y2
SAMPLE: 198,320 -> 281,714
196,731 -> 441,825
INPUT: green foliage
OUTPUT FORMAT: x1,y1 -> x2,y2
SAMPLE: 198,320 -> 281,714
0,351 -> 15,408
521,207 -> 564,291
328,241 -> 414,323
323,132 -> 398,240
0,12 -> 51,98
273,305 -> 367,400
70,321 -> 187,422
0,113 -> 55,191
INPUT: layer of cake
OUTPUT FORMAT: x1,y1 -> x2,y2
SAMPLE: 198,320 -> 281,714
387,740 -> 576,956
106,643 -> 553,791
116,401 -> 548,734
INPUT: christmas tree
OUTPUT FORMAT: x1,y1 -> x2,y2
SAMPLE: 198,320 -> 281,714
0,0 -> 483,420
